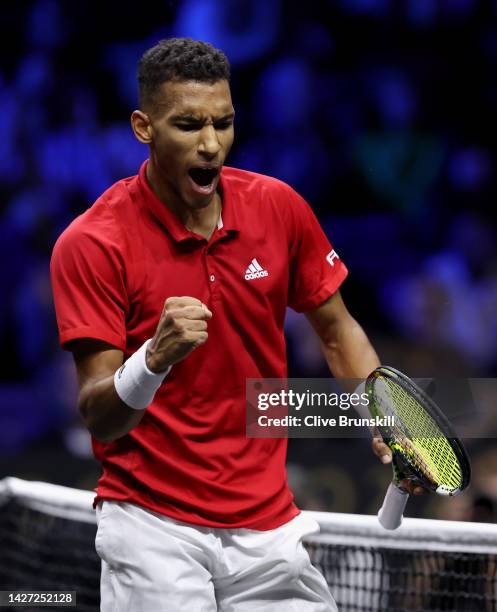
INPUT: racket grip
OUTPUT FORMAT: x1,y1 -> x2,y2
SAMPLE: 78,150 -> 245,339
378,482 -> 409,530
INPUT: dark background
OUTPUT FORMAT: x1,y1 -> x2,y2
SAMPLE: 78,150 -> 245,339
1,0 -> 496,522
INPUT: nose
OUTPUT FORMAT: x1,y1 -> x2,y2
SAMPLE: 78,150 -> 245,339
198,124 -> 221,157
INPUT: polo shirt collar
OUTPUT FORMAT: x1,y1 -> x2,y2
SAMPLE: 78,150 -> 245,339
138,160 -> 239,244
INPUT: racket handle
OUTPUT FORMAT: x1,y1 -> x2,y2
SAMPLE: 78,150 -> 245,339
378,482 -> 409,530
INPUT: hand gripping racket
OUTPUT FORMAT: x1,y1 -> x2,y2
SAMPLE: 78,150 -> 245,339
366,366 -> 471,530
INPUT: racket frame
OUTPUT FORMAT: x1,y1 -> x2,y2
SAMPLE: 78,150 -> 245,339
366,366 -> 471,495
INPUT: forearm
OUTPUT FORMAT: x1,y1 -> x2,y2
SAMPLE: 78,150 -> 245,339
307,292 -> 391,462
73,298 -> 209,444
79,376 -> 145,443
318,313 -> 380,381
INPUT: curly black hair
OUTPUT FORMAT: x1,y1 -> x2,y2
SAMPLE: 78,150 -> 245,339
137,38 -> 231,109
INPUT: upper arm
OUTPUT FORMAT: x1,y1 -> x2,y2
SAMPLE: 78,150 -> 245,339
305,290 -> 354,343
70,338 -> 124,394
50,219 -> 127,352
281,184 -> 348,313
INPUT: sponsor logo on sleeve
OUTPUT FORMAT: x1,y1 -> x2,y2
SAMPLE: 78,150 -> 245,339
326,249 -> 340,266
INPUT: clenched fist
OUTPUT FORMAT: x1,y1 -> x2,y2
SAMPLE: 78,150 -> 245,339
146,296 -> 212,373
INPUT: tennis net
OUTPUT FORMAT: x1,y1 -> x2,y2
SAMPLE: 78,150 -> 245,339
305,510 -> 497,611
1,477 -> 496,611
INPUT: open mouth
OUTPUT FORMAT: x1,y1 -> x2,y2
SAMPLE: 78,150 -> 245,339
188,167 -> 219,187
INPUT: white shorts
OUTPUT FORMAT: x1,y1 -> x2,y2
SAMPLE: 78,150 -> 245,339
95,501 -> 337,612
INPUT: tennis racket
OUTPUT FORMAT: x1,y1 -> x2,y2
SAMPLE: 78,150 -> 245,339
365,366 -> 471,530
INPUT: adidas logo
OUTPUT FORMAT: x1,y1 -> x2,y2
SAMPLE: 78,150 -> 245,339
245,258 -> 269,280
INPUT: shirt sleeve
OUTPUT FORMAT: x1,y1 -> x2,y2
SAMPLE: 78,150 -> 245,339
50,217 -> 128,351
285,187 -> 348,313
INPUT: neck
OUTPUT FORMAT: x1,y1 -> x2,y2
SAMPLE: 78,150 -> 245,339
146,159 -> 221,240
184,195 -> 221,239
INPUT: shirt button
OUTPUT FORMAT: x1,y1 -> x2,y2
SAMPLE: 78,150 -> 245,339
209,274 -> 215,282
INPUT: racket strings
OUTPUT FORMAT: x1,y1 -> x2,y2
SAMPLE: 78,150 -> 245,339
372,379 -> 463,491
389,383 -> 463,489
392,434 -> 437,483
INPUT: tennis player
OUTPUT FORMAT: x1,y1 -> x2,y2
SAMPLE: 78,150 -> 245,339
50,38 -> 417,611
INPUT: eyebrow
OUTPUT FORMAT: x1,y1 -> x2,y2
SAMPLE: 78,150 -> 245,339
170,112 -> 235,123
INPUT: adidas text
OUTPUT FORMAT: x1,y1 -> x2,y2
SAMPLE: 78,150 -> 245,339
245,270 -> 269,280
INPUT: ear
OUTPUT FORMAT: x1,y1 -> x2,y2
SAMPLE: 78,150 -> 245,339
131,110 -> 153,144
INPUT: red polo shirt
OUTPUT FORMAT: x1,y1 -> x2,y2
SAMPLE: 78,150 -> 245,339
50,161 -> 348,529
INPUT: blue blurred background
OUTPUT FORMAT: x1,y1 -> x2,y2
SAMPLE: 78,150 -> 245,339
1,0 -> 497,521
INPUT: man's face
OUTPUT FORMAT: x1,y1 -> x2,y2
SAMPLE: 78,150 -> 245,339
146,79 -> 235,210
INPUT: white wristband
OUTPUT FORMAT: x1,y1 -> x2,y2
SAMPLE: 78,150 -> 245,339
114,339 -> 171,410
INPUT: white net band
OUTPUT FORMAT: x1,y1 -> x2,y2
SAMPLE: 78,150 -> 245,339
2,477 -> 497,553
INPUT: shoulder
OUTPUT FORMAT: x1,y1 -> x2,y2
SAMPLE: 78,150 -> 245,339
221,166 -> 309,227
222,166 -> 299,201
52,174 -> 138,258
